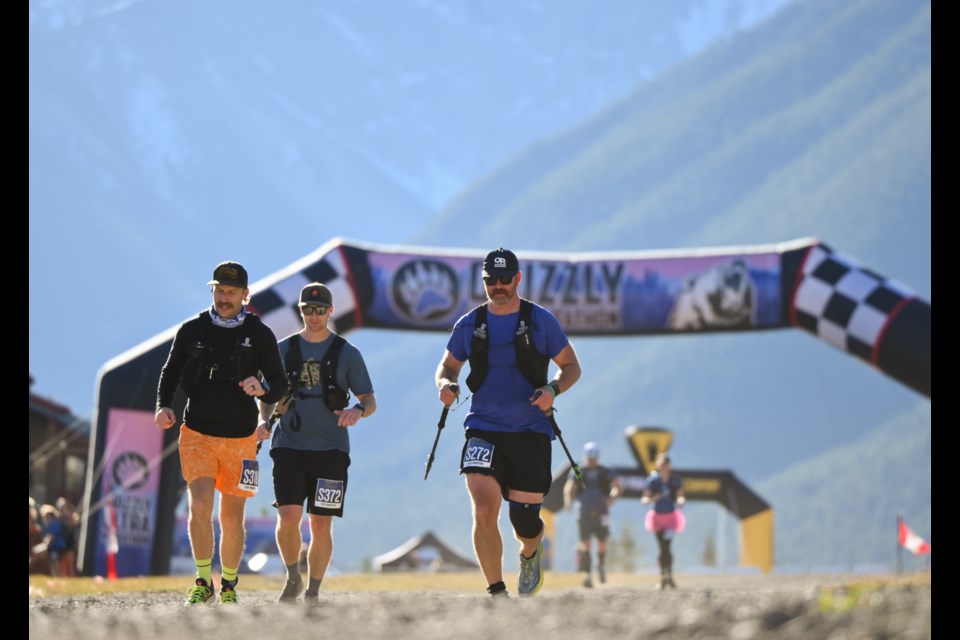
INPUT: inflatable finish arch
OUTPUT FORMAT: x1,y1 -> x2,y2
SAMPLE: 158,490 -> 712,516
78,237 -> 930,576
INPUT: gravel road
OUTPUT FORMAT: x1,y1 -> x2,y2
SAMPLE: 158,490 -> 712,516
28,573 -> 931,640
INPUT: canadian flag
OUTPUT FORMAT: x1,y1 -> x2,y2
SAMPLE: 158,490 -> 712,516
898,518 -> 931,555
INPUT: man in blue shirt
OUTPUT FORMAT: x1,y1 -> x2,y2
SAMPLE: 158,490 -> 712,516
435,248 -> 582,598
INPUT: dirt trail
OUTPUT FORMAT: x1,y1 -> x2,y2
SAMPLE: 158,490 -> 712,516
28,573 -> 931,640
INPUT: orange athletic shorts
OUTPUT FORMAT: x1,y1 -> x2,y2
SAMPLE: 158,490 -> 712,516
178,424 -> 259,497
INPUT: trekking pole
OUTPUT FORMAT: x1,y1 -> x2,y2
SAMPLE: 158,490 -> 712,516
549,410 -> 585,490
534,389 -> 585,489
256,409 -> 280,454
424,384 -> 459,480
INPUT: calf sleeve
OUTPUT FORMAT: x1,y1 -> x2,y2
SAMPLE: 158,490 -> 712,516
578,549 -> 592,573
656,532 -> 671,571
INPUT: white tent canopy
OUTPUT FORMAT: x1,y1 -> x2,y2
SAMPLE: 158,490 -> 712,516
373,531 -> 478,572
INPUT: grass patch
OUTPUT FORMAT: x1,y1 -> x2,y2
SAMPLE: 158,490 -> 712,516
817,573 -> 931,613
28,571 -> 641,599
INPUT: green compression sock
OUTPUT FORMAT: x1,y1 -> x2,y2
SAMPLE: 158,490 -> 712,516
196,559 -> 213,585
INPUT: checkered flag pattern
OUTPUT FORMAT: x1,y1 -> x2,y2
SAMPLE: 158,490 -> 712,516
792,244 -> 916,364
248,244 -> 358,340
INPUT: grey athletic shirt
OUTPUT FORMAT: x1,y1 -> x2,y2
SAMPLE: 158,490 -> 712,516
269,333 -> 374,453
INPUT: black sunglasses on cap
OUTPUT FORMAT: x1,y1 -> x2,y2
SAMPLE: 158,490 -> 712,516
483,275 -> 515,286
301,305 -> 329,316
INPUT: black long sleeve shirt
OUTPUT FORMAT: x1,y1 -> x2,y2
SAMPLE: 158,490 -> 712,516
156,311 -> 288,438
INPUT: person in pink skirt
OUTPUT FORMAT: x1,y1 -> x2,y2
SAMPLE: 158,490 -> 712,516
641,453 -> 685,589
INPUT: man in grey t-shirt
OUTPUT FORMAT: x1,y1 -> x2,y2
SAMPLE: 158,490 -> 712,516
257,282 -> 377,605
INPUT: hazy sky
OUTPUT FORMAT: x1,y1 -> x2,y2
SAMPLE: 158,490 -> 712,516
29,0 -> 795,417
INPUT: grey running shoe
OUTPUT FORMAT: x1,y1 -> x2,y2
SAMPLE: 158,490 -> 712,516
278,577 -> 304,603
517,542 -> 544,597
582,573 -> 594,588
490,589 -> 510,599
184,578 -> 213,605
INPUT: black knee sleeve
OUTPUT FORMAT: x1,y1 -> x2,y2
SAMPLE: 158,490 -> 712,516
508,501 -> 543,540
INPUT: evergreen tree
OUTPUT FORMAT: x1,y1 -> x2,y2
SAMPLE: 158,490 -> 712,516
702,530 -> 717,567
608,521 -> 642,572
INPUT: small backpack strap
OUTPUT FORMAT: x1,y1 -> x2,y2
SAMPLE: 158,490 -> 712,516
465,304 -> 489,392
515,299 -> 549,388
320,335 -> 350,410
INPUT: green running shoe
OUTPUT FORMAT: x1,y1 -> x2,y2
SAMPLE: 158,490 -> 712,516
220,580 -> 239,604
517,542 -> 544,597
184,578 -> 213,605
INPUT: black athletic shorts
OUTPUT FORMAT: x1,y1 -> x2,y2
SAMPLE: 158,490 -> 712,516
270,447 -> 351,517
460,429 -> 552,500
578,513 -> 611,542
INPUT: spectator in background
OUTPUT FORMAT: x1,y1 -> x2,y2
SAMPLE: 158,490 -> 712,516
563,442 -> 622,588
55,497 -> 80,577
39,504 -> 68,577
29,497 -> 50,575
641,453 -> 685,590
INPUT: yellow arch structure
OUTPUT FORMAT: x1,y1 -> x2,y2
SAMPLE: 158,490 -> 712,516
543,426 -> 774,573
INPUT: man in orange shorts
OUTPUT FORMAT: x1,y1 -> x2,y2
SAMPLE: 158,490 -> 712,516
155,261 -> 288,605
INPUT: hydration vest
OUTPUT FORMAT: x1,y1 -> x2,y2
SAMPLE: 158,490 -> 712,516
464,299 -> 549,393
181,311 -> 262,396
284,333 -> 350,411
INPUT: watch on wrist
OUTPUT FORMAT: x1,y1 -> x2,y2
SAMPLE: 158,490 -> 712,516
353,403 -> 366,417
548,382 -> 561,397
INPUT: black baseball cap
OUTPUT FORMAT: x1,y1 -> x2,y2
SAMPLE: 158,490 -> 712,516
482,248 -> 519,277
207,261 -> 248,288
299,282 -> 333,307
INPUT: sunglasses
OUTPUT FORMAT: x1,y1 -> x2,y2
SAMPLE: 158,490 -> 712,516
300,305 -> 330,316
482,275 -> 515,286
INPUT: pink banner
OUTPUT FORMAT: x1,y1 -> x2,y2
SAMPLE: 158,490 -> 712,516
94,408 -> 164,577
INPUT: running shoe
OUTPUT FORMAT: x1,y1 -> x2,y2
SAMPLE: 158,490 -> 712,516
220,580 -> 239,604
184,577 -> 213,605
582,573 -> 594,588
278,577 -> 304,603
517,542 -> 544,597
